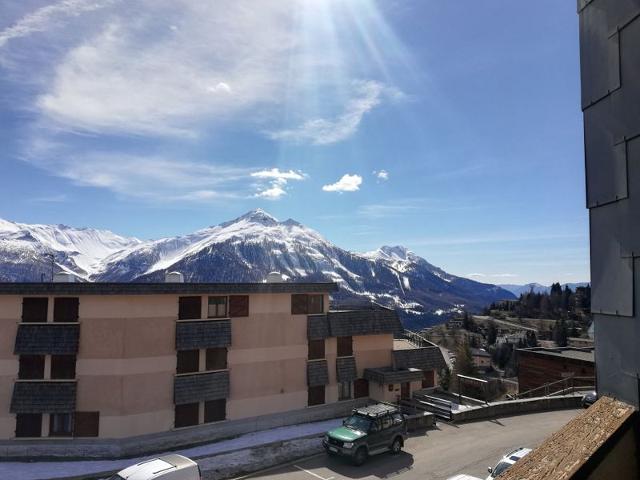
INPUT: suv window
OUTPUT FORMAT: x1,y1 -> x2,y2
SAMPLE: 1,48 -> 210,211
381,415 -> 393,430
343,414 -> 372,433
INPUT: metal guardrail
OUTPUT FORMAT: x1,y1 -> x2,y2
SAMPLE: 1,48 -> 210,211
404,392 -> 453,421
402,329 -> 433,348
512,376 -> 595,400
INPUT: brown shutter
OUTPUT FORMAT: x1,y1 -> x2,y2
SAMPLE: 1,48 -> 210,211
308,340 -> 325,360
204,399 -> 226,422
22,298 -> 48,322
176,350 -> 200,374
291,294 -> 308,315
354,379 -> 369,398
229,295 -> 249,317
50,355 -> 76,379
307,385 -> 325,406
174,403 -> 199,427
74,412 -> 99,437
178,296 -> 201,320
308,295 -> 324,314
205,348 -> 227,371
53,298 -> 79,322
337,336 -> 353,357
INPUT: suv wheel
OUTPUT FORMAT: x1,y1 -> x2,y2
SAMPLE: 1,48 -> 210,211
353,447 -> 368,466
391,437 -> 402,454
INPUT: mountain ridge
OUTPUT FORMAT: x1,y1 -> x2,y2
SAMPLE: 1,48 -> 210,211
0,209 -> 515,328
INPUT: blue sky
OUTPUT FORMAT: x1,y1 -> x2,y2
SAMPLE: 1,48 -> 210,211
0,0 -> 588,285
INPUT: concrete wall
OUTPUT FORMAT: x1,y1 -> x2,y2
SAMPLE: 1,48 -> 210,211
451,395 -> 582,423
0,296 -> 19,439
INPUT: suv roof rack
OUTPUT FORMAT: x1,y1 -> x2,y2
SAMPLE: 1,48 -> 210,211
353,403 -> 399,418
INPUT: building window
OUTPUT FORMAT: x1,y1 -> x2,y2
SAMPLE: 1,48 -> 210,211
15,413 -> 42,437
337,336 -> 353,357
49,413 -> 73,437
74,412 -> 99,437
174,403 -> 199,428
308,339 -> 325,360
204,399 -> 226,423
291,294 -> 324,315
308,295 -> 323,314
176,350 -> 200,374
18,355 -> 45,379
308,385 -> 325,406
53,298 -> 79,322
229,295 -> 249,317
51,355 -> 76,379
338,381 -> 352,401
208,296 -> 228,318
178,296 -> 201,320
205,348 -> 227,371
22,298 -> 48,323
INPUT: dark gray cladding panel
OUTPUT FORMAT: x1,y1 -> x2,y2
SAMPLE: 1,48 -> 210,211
327,310 -> 402,337
393,347 -> 446,372
307,360 -> 329,387
10,381 -> 77,413
336,357 -> 357,383
579,2 -> 620,108
594,312 -> 640,407
176,320 -> 231,350
307,315 -> 330,340
590,203 -> 634,316
364,368 -> 424,385
584,98 -> 628,207
174,371 -> 229,405
14,324 -> 80,355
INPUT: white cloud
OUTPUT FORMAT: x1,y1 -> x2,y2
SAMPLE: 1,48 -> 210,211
269,80 -> 399,145
0,0 -> 116,49
466,273 -> 486,278
322,173 -> 362,193
255,185 -> 287,199
373,169 -> 389,181
251,168 -> 307,200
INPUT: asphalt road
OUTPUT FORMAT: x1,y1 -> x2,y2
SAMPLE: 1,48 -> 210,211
237,409 -> 580,480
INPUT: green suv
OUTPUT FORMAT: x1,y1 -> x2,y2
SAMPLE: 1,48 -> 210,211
323,404 -> 408,466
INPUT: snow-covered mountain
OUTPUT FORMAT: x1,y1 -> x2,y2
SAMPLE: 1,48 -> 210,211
0,219 -> 140,282
0,210 -> 515,328
499,282 -> 590,296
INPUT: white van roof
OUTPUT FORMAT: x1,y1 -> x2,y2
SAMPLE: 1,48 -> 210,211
117,454 -> 198,480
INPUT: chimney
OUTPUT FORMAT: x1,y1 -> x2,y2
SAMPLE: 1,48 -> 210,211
53,272 -> 76,283
165,271 -> 185,283
265,271 -> 285,283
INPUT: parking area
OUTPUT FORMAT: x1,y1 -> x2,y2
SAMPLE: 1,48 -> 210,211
236,409 -> 581,480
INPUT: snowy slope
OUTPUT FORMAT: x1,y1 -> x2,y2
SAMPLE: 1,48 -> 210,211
0,210 -> 515,327
0,219 -> 140,281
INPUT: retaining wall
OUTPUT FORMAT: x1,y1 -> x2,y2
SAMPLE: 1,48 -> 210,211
452,395 -> 582,422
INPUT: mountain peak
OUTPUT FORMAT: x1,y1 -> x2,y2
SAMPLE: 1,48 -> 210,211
222,209 -> 279,227
379,245 -> 412,260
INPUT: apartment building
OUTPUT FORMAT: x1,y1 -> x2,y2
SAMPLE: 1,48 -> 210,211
0,279 -> 445,449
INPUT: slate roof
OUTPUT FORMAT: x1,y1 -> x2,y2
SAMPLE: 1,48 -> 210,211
393,346 -> 446,372
14,324 -> 80,355
312,309 -> 402,338
176,320 -> 231,350
10,381 -> 77,413
0,282 -> 338,296
364,367 -> 424,384
307,315 -> 330,340
307,360 -> 329,387
174,371 -> 229,405
336,356 -> 357,382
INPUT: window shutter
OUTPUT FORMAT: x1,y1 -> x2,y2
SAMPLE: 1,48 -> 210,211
74,412 -> 99,437
229,295 -> 249,317
291,294 -> 308,315
307,385 -> 325,406
174,403 -> 199,427
308,295 -> 324,314
179,296 -> 201,320
22,298 -> 48,322
53,298 -> 79,322
204,399 -> 226,423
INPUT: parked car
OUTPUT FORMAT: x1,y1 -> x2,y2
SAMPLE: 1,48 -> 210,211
446,475 -> 482,480
581,390 -> 598,408
107,454 -> 201,480
486,447 -> 532,479
323,403 -> 407,466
